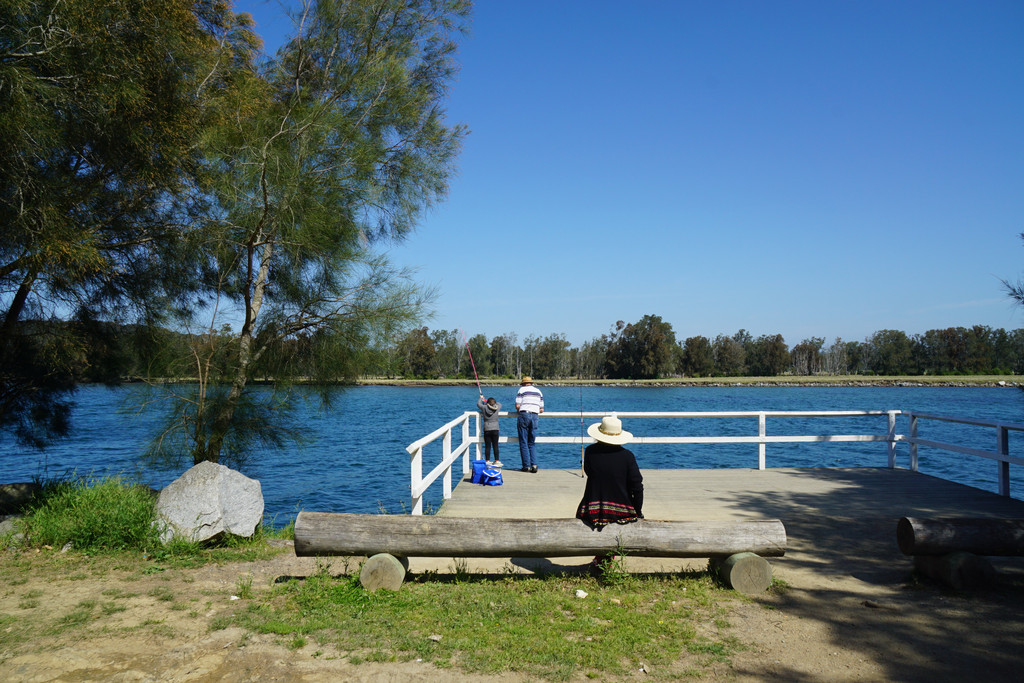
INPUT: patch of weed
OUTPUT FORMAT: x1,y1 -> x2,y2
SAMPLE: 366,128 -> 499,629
0,612 -> 28,647
148,586 -> 175,602
236,573 -> 254,599
53,600 -> 98,631
101,602 -> 127,616
450,558 -> 470,583
209,615 -> 233,631
595,551 -> 635,588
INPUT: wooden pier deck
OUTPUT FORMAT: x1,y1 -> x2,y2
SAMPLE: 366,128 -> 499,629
438,465 -> 1024,523
408,466 -> 1024,579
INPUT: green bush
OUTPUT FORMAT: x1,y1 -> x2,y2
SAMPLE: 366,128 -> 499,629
24,475 -> 162,552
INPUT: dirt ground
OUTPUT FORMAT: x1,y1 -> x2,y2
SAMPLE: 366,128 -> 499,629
3,517 -> 1024,683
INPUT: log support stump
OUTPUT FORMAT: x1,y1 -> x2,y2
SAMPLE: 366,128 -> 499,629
360,553 -> 407,592
897,517 -> 1024,590
913,552 -> 996,591
709,552 -> 774,594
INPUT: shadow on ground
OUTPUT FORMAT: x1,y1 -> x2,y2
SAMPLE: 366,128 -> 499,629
721,468 -> 1024,681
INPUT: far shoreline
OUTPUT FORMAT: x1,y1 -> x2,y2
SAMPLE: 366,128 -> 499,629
355,375 -> 1021,388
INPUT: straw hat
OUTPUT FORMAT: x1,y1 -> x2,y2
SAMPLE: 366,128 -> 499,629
587,415 -> 633,445
521,376 -> 533,384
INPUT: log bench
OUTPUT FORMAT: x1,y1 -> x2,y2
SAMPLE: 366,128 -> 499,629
897,517 -> 1024,589
293,512 -> 787,594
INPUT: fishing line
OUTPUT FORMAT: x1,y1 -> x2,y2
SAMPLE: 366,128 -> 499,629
460,327 -> 482,394
579,384 -> 585,477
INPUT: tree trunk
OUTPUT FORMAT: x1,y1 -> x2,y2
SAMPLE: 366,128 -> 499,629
0,271 -> 36,344
196,236 -> 273,464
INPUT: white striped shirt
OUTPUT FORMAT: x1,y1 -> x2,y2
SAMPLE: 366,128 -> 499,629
515,385 -> 544,413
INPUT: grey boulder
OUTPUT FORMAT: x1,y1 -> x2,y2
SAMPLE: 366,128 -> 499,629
155,462 -> 264,544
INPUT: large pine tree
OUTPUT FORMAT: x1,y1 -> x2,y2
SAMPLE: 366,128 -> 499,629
151,0 -> 470,466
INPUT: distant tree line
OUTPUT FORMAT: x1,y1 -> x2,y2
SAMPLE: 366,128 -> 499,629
370,315 -> 1024,380
46,314 -> 1024,383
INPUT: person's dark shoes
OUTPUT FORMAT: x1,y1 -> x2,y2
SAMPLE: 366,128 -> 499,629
520,467 -> 531,472
530,465 -> 538,473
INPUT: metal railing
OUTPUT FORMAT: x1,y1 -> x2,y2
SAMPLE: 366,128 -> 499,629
406,409 -> 902,515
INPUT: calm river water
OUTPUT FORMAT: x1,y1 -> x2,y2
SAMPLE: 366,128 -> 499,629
2,385 -> 1022,522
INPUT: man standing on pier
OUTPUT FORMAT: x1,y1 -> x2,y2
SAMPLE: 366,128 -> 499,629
515,376 -> 544,472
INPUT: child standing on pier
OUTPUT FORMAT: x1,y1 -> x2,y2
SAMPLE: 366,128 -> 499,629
477,395 -> 502,467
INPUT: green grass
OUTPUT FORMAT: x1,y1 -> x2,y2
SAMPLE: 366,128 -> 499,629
21,475 -> 163,552
268,518 -> 296,540
227,566 -> 742,680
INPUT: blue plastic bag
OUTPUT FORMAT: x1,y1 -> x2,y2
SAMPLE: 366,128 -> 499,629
471,459 -> 488,484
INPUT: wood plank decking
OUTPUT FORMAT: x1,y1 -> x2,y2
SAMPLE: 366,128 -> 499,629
408,466 -> 1024,578
438,466 -> 1024,522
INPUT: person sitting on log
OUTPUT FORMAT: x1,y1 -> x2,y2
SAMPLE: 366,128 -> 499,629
576,415 -> 644,530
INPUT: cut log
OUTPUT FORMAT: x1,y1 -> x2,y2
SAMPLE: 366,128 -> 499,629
294,512 -> 786,559
913,552 -> 996,590
711,552 -> 773,594
897,517 -> 1024,556
360,553 -> 406,592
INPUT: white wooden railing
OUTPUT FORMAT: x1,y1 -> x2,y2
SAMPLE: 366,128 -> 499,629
405,412 -> 475,515
406,409 -> 1024,514
406,409 -> 901,515
905,412 -> 1024,497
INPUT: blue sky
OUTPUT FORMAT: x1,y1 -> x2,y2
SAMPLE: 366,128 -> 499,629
236,0 -> 1024,347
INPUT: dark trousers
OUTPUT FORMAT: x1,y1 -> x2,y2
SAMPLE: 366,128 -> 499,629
517,412 -> 539,467
483,430 -> 499,460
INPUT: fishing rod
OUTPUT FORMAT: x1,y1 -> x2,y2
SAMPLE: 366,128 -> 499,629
460,328 -> 482,394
